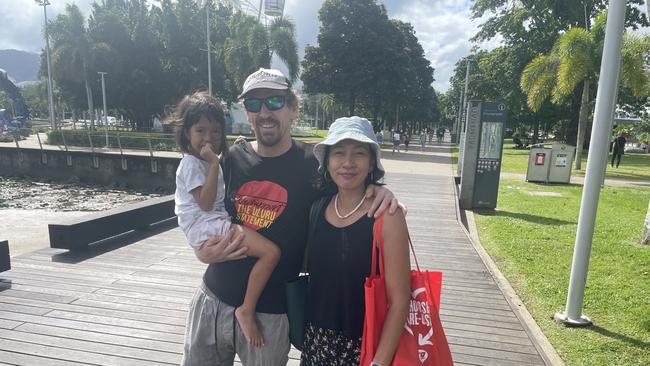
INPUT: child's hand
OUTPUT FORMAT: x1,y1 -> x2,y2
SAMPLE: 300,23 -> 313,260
200,144 -> 220,164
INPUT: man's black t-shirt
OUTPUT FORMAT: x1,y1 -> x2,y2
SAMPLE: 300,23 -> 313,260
203,140 -> 321,314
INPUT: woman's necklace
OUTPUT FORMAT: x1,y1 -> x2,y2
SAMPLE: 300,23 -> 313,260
334,193 -> 367,219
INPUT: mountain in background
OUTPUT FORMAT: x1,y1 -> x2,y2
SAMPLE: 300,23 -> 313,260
0,49 -> 40,83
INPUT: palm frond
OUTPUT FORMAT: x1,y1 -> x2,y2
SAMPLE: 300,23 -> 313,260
553,28 -> 594,103
268,18 -> 299,81
620,33 -> 650,97
521,54 -> 558,111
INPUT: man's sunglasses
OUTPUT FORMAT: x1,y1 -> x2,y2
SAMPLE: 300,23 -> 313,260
243,95 -> 286,113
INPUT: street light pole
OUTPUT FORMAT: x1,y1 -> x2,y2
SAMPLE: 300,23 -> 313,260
98,72 -> 109,147
461,58 -> 471,134
36,0 -> 55,130
205,0 -> 212,96
554,0 -> 627,326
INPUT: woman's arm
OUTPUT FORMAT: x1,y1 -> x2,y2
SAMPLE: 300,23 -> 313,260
372,209 -> 411,365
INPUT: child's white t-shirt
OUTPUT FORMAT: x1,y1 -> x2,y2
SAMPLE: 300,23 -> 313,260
175,155 -> 229,243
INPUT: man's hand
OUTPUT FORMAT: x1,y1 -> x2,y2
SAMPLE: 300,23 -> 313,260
194,225 -> 247,264
365,185 -> 407,218
234,135 -> 247,145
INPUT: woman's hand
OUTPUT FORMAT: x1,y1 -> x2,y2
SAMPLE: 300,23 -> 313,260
194,226 -> 247,264
365,185 -> 407,218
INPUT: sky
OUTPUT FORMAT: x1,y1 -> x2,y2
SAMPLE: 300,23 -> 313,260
1,0 -> 499,92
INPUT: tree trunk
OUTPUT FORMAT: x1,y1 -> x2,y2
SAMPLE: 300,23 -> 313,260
348,90 -> 356,116
641,202 -> 650,245
575,79 -> 591,170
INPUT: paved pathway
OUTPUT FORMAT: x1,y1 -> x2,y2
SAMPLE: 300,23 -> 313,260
0,140 -> 557,365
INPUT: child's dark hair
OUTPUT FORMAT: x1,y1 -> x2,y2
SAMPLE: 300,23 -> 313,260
167,91 -> 227,156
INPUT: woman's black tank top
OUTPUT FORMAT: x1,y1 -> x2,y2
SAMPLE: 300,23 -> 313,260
307,203 -> 376,339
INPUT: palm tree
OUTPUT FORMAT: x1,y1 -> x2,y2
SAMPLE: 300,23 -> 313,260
222,13 -> 299,97
48,4 -> 95,129
520,12 -> 649,170
268,17 -> 299,81
320,94 -> 335,128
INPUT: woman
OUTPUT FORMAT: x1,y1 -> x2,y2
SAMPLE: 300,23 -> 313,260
301,116 -> 411,366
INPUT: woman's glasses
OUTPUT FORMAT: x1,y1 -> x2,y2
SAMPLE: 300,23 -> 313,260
243,95 -> 286,113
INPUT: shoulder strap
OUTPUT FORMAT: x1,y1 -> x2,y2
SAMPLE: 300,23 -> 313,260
302,195 -> 330,272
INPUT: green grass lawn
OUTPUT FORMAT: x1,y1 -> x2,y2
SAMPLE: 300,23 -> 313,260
500,139 -> 650,181
473,180 -> 650,366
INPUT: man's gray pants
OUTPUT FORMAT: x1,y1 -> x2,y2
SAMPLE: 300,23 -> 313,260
181,282 -> 290,366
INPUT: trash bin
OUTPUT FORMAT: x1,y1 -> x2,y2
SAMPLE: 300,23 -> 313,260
526,147 -> 552,183
548,144 -> 575,183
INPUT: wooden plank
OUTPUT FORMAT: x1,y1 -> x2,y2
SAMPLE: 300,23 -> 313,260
446,335 -> 540,355
43,310 -> 186,334
0,318 -> 22,330
0,295 -> 185,325
15,323 -> 181,354
0,328 -> 180,364
0,337 -> 174,366
0,349 -> 91,366
74,293 -> 189,311
0,288 -> 77,304
0,311 -> 184,344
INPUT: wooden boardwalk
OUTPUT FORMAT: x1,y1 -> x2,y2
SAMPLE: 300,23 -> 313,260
0,142 -> 551,365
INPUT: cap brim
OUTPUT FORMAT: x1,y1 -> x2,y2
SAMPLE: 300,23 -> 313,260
238,82 -> 289,99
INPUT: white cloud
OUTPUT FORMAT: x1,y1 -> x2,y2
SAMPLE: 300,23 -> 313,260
391,0 -> 501,92
0,0 -> 94,53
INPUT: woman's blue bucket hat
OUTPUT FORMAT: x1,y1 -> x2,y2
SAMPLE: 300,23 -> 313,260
313,116 -> 385,174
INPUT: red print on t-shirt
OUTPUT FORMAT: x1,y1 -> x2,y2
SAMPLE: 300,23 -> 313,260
234,181 -> 288,231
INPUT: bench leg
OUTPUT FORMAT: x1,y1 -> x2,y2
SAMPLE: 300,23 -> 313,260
0,240 -> 10,273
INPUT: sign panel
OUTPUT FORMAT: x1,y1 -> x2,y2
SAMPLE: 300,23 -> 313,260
459,101 -> 482,209
472,102 -> 507,209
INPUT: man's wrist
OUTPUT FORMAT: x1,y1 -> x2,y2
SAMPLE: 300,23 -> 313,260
370,362 -> 383,366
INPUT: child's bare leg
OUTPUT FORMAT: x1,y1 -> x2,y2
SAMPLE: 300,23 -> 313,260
233,225 -> 280,348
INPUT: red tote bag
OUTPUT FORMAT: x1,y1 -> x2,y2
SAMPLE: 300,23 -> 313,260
360,215 -> 454,366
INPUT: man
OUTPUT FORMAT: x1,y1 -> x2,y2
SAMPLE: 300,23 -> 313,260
611,131 -> 627,168
181,68 -> 399,366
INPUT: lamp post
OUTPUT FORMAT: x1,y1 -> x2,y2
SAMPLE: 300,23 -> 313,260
98,72 -> 109,147
554,0 -> 627,326
460,57 -> 471,134
205,0 -> 213,96
35,0 -> 56,130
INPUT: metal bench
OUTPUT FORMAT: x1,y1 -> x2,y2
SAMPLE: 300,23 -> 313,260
48,195 -> 176,251
0,240 -> 9,272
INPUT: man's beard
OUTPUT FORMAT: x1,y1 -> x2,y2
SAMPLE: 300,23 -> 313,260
254,117 -> 286,147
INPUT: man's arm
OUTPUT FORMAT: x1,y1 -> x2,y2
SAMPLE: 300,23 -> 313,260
194,226 -> 248,264
365,185 -> 407,218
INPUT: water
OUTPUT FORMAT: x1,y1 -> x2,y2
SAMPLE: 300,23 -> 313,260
0,176 -> 163,211
0,176 -> 165,256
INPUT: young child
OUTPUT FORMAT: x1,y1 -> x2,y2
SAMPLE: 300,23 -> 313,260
171,91 -> 280,347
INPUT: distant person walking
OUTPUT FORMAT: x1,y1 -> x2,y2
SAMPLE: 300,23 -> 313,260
392,130 -> 401,154
419,131 -> 426,151
611,132 -> 627,168
403,131 -> 411,152
436,127 -> 445,144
